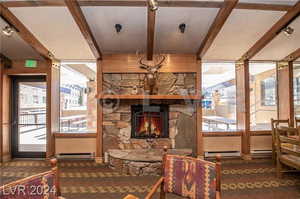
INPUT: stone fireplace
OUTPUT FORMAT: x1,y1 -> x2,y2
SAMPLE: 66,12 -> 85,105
131,105 -> 169,139
102,72 -> 197,156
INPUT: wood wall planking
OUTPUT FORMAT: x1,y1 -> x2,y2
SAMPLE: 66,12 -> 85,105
277,61 -> 294,125
250,135 -> 272,151
101,54 -> 199,73
204,136 -> 241,152
0,63 -> 3,162
3,60 -> 49,75
2,72 -> 12,162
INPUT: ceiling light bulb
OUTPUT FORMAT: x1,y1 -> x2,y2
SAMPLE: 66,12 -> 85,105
2,26 -> 14,37
283,26 -> 294,37
148,0 -> 158,11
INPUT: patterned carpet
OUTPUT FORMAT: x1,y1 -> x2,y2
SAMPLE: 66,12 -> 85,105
1,158 -> 300,199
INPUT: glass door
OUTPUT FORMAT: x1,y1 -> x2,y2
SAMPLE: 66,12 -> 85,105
12,76 -> 47,158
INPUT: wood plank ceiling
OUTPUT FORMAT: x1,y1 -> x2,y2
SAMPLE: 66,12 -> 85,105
0,0 -> 299,62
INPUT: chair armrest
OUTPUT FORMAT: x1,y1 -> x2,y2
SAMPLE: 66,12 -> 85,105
145,177 -> 164,199
216,191 -> 221,199
123,194 -> 139,199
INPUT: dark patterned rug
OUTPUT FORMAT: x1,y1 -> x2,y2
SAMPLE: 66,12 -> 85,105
1,158 -> 300,199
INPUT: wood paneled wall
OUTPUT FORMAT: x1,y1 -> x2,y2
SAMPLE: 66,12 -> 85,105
101,54 -> 199,73
0,63 -> 3,162
47,60 -> 60,158
96,58 -> 103,163
235,60 -> 251,160
277,61 -> 294,126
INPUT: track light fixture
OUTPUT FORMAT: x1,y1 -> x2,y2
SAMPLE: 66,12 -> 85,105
283,26 -> 294,37
179,23 -> 186,33
148,0 -> 158,11
2,25 -> 14,37
115,24 -> 122,33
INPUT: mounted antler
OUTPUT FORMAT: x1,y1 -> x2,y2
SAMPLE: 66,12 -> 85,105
138,54 -> 166,95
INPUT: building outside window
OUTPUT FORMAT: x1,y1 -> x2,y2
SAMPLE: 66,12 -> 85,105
260,77 -> 276,106
249,62 -> 277,130
293,63 -> 300,117
202,62 -> 237,132
60,63 -> 97,133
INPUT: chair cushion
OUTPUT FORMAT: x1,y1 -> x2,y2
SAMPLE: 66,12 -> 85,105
0,171 -> 58,199
164,155 -> 216,199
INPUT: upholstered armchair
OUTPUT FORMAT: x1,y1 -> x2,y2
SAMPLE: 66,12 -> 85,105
275,127 -> 300,178
271,119 -> 290,163
0,159 -> 65,199
144,154 -> 221,199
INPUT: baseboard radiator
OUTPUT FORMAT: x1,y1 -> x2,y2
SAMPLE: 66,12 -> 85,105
57,153 -> 95,159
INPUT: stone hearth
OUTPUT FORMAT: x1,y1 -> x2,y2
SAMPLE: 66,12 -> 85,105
108,148 -> 192,176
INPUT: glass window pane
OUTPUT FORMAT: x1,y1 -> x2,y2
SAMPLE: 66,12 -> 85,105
18,82 -> 46,152
249,62 -> 277,130
293,63 -> 300,117
202,62 -> 237,132
60,63 -> 97,133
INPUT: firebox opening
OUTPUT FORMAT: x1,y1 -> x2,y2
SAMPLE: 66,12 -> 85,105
131,105 -> 169,139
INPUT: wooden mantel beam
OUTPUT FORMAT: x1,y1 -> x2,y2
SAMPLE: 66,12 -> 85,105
65,0 -> 102,60
197,0 -> 238,60
283,48 -> 300,62
239,1 -> 300,61
0,4 -> 52,60
2,1 -> 293,11
147,3 -> 156,60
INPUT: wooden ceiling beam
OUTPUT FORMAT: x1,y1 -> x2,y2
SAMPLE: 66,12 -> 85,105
147,4 -> 156,60
197,0 -> 238,60
239,1 -> 300,61
2,1 -> 293,11
0,4 -> 52,60
283,48 -> 300,62
65,0 -> 102,59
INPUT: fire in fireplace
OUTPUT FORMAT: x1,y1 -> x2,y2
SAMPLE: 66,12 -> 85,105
131,105 -> 169,139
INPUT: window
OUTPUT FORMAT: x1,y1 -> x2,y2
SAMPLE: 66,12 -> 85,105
293,63 -> 300,116
249,62 -> 277,130
260,77 -> 276,106
60,62 -> 97,133
202,62 -> 236,132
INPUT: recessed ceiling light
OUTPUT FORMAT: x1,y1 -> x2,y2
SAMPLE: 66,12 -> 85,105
2,25 -> 14,37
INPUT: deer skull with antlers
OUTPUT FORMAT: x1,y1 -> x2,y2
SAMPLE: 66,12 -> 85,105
139,55 -> 166,95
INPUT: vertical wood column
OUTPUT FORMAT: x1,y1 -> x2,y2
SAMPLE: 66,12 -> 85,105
236,60 -> 251,160
196,60 -> 204,158
0,63 -> 3,162
46,59 -> 60,158
277,61 -> 294,126
96,58 -> 103,163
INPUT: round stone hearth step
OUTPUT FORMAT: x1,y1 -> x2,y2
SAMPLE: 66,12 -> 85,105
108,148 -> 192,176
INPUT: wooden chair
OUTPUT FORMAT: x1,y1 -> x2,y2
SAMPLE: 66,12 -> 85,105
144,154 -> 221,199
0,159 -> 65,199
275,127 -> 300,178
271,118 -> 290,163
295,117 -> 300,127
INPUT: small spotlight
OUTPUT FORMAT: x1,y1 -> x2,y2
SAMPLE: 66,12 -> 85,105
115,24 -> 122,33
283,26 -> 294,37
148,0 -> 158,11
179,23 -> 186,34
2,26 -> 14,37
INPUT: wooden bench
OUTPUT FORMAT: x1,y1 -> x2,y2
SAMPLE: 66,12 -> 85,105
0,159 -> 65,199
276,127 -> 300,178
